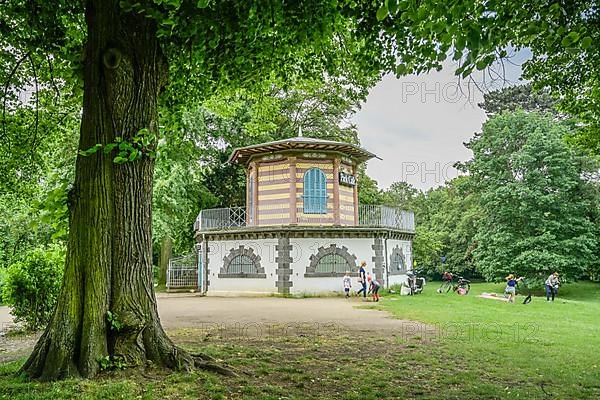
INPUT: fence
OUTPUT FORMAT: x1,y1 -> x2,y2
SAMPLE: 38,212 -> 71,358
194,207 -> 247,231
195,204 -> 415,232
166,253 -> 199,290
357,204 -> 415,231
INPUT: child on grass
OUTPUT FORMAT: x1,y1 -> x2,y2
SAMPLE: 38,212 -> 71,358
367,273 -> 381,302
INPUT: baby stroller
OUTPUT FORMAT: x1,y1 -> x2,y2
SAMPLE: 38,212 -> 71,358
403,272 -> 426,295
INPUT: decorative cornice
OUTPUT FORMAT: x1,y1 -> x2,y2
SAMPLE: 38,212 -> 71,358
196,226 -> 415,242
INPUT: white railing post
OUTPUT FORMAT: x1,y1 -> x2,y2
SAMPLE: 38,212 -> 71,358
166,259 -> 171,290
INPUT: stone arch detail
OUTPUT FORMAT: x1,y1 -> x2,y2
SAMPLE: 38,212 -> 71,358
305,244 -> 358,277
389,245 -> 407,275
219,245 -> 266,278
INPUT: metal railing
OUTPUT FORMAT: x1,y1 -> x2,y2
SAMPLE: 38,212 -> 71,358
358,204 -> 415,231
194,207 -> 247,231
195,204 -> 415,232
166,253 -> 198,289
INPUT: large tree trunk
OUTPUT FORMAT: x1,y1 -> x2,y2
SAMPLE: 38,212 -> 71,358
158,236 -> 173,287
22,1 -> 223,380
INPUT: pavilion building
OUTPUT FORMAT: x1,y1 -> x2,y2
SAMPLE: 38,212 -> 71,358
185,136 -> 415,295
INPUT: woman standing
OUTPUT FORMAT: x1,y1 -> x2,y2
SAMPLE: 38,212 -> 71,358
357,261 -> 367,298
505,274 -> 523,303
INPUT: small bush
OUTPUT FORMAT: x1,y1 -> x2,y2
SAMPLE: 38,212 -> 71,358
2,246 -> 64,330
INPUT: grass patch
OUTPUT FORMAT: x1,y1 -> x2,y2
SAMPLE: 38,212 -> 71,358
378,281 -> 600,399
1,282 -> 599,399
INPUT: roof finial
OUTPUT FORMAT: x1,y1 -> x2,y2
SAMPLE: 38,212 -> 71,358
298,125 -> 303,137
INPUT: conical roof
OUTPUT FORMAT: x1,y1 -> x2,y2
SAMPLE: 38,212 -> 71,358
228,136 -> 379,165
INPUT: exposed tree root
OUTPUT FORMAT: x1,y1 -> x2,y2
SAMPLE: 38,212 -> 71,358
189,352 -> 238,376
194,358 -> 238,377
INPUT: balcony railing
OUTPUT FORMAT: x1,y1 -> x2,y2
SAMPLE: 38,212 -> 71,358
193,206 -> 247,231
195,204 -> 415,232
358,204 -> 415,231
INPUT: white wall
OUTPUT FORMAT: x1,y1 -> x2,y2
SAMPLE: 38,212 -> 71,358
288,237 -> 376,294
204,236 -> 414,295
206,238 -> 279,294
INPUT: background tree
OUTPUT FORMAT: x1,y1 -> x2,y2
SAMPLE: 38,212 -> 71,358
381,181 -> 421,210
385,177 -> 482,278
420,177 -> 482,278
478,84 -> 558,116
466,111 -> 597,284
152,111 -> 218,286
2,246 -> 64,331
0,77 -> 79,284
357,171 -> 384,205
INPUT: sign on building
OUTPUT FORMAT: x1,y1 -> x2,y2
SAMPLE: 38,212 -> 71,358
339,171 -> 357,187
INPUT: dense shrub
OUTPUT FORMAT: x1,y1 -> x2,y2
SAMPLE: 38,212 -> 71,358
2,246 -> 64,330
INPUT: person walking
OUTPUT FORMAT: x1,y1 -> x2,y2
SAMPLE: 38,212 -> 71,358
545,272 -> 560,301
356,261 -> 367,298
342,271 -> 352,298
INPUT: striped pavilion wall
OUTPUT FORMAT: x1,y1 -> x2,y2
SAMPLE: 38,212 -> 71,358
251,155 -> 357,226
257,158 -> 293,225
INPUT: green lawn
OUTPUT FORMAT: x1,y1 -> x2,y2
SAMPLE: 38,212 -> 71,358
0,282 -> 598,399
379,281 -> 600,399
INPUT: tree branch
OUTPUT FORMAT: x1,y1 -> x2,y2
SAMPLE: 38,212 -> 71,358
27,53 -> 40,155
46,54 -> 61,104
2,51 -> 31,150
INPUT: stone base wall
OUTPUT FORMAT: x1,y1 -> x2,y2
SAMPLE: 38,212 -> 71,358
201,230 -> 413,295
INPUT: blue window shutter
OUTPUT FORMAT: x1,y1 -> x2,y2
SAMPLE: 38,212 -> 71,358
317,169 -> 324,212
304,168 -> 327,214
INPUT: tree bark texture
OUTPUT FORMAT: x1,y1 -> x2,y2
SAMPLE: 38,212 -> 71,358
22,1 -> 203,380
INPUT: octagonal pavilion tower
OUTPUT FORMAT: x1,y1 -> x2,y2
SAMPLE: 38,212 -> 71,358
187,136 -> 416,296
231,136 -> 374,227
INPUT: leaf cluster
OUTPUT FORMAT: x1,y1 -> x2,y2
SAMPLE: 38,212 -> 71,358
79,128 -> 157,164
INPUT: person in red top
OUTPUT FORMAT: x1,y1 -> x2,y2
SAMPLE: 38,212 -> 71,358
442,271 -> 453,282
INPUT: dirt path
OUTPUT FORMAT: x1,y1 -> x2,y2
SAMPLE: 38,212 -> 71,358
0,295 -> 427,363
157,294 -> 421,332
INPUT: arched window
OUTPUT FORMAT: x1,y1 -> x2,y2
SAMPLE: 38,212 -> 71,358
219,246 -> 266,278
389,245 -> 406,275
228,255 -> 256,274
315,254 -> 349,274
303,168 -> 327,214
305,244 -> 357,277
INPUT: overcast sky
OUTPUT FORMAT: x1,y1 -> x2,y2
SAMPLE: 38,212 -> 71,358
353,54 -> 527,191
